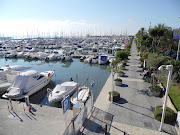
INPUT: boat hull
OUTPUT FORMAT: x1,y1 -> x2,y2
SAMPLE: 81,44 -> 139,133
2,71 -> 54,100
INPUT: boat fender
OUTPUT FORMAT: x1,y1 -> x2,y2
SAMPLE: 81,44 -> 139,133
47,88 -> 52,94
46,73 -> 50,78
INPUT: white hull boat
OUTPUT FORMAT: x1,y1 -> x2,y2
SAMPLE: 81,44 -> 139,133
48,81 -> 78,103
70,86 -> 89,105
2,70 -> 54,99
98,55 -> 108,65
0,73 -> 20,94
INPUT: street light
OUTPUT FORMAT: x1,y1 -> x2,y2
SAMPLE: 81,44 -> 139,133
111,69 -> 114,103
177,17 -> 180,60
158,65 -> 173,132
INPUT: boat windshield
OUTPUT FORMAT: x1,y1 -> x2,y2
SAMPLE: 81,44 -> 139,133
61,86 -> 73,91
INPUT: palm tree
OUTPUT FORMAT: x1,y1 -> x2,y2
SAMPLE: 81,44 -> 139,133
149,24 -> 166,53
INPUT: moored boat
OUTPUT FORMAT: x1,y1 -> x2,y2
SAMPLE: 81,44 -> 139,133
2,70 -> 54,99
48,81 -> 78,103
70,86 -> 89,105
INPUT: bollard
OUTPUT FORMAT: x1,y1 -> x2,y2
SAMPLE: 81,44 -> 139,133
25,96 -> 30,106
7,102 -> 9,111
8,96 -> 13,111
72,118 -> 75,135
28,106 -> 32,113
23,104 -> 25,113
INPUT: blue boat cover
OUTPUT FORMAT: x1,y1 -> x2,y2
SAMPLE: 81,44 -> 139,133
101,56 -> 107,61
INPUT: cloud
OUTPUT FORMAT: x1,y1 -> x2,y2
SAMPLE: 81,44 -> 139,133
128,19 -> 136,23
0,19 -> 100,37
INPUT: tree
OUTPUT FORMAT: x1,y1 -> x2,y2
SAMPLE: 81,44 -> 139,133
149,24 -> 166,53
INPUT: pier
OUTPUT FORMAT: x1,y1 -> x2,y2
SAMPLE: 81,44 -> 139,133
0,99 -> 73,135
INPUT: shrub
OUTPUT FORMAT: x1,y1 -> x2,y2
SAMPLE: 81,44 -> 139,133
143,67 -> 148,71
149,85 -> 162,93
108,91 -> 120,102
114,78 -> 122,82
116,50 -> 130,60
154,106 -> 177,124
139,57 -> 144,62
117,70 -> 124,74
145,77 -> 151,83
122,62 -> 126,66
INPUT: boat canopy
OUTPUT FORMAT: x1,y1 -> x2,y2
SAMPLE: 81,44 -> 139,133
54,82 -> 77,92
100,55 -> 108,61
20,70 -> 38,76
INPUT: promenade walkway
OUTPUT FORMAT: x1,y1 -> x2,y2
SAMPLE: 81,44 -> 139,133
94,40 -> 177,135
0,99 -> 73,135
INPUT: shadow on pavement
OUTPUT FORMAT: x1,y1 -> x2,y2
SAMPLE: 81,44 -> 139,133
121,84 -> 128,87
121,75 -> 128,78
78,107 -> 123,135
136,70 -> 143,73
113,104 -> 155,120
114,97 -> 128,104
138,89 -> 150,96
127,102 -> 155,112
13,111 -> 23,122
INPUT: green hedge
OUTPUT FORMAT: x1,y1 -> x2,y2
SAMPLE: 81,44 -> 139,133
154,106 -> 177,124
149,85 -> 162,93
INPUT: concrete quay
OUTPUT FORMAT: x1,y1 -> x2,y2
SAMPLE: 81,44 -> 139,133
93,40 -> 177,135
0,99 -> 73,135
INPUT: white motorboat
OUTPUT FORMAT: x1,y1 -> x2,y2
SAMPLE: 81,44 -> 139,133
0,65 -> 32,93
45,53 -> 58,61
0,73 -> 19,94
84,56 -> 93,63
2,70 -> 54,99
91,55 -> 99,64
70,86 -> 89,105
4,51 -> 17,58
98,55 -> 108,65
0,65 -> 23,79
62,53 -> 72,61
48,81 -> 78,103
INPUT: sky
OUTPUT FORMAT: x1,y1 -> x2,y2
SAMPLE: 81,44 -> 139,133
0,0 -> 179,37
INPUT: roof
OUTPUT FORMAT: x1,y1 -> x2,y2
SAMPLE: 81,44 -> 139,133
20,70 -> 38,76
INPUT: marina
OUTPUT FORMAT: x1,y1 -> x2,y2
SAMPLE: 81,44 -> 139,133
0,56 -> 111,107
0,36 -> 131,107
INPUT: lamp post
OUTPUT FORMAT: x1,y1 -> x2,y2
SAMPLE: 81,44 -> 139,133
158,65 -> 173,132
111,69 -> 114,103
177,17 -> 180,60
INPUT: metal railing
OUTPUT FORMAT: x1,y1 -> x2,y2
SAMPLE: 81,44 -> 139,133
63,96 -> 93,135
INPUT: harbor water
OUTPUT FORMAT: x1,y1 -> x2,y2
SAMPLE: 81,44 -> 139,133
0,58 -> 110,107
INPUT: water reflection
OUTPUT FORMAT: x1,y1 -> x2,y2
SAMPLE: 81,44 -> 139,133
61,61 -> 73,68
29,80 -> 56,105
0,57 -> 110,108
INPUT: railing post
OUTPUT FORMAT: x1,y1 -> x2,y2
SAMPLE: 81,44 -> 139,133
72,118 -> 75,135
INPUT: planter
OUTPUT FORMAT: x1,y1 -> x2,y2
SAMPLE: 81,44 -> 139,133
149,85 -> 162,97
120,66 -> 125,70
115,80 -> 122,86
108,91 -> 120,102
117,72 -> 124,77
149,89 -> 161,97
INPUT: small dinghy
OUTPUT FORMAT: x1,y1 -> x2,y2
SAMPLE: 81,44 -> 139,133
70,86 -> 89,105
